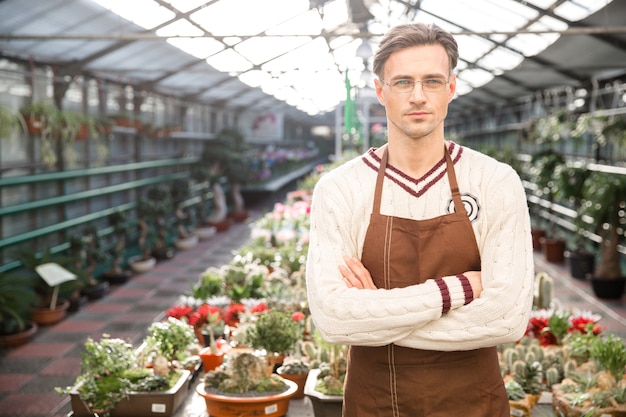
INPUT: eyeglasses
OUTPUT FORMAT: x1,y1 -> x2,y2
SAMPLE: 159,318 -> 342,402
381,78 -> 449,93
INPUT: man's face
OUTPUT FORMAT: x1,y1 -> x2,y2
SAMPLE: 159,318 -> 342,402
375,44 -> 456,141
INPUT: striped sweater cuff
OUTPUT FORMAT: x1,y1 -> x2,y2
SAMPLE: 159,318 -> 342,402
434,278 -> 451,314
456,274 -> 474,305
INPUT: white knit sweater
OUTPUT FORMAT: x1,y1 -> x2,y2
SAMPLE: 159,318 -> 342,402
305,142 -> 535,351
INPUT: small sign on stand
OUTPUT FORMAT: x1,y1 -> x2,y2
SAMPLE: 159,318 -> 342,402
35,263 -> 77,310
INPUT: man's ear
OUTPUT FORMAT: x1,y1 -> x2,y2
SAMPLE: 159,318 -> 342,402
374,79 -> 385,106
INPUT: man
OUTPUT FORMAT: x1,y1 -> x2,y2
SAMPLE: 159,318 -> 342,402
306,23 -> 534,417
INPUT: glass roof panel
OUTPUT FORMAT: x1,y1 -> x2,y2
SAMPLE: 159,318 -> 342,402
91,0 -> 173,29
162,0 -> 211,14
235,36 -> 313,67
458,68 -> 495,88
206,48 -> 253,73
165,37 -> 225,60
555,0 -> 613,21
477,47 -> 525,74
74,0 -> 619,116
265,9 -> 323,36
191,0 -> 310,36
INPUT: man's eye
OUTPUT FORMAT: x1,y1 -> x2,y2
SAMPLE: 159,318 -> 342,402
393,80 -> 412,86
424,78 -> 444,86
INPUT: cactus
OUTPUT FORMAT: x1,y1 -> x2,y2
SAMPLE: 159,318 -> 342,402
533,272 -> 553,309
504,347 -> 520,370
513,359 -> 528,379
564,358 -> 578,377
546,366 -> 561,387
530,344 -> 544,362
525,351 -> 537,364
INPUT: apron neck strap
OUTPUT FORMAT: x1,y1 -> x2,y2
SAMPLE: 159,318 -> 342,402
373,145 -> 464,214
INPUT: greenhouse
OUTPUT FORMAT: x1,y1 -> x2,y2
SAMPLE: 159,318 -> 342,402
1,1 -> 626,416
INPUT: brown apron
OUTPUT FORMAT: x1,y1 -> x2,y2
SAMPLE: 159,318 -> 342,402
343,146 -> 509,417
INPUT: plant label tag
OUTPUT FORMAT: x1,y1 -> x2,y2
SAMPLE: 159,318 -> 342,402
151,403 -> 167,413
35,263 -> 77,287
265,404 -> 278,414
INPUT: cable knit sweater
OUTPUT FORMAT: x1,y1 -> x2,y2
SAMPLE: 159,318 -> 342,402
305,142 -> 534,351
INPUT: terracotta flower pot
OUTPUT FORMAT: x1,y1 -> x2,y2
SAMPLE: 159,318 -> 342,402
199,347 -> 225,372
277,369 -> 309,399
0,321 -> 38,348
195,380 -> 297,417
541,237 -> 565,263
31,299 -> 70,326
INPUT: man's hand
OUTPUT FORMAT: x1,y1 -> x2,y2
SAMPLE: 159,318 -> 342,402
463,271 -> 483,298
339,256 -> 377,289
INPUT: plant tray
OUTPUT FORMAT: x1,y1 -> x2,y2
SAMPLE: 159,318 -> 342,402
69,369 -> 191,417
303,369 -> 342,417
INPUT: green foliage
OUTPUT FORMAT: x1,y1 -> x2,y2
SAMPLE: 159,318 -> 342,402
193,269 -> 224,299
144,317 -> 196,362
564,328 -> 599,364
505,379 -> 526,401
544,310 -> 570,345
0,273 -> 38,334
589,333 -> 626,380
277,358 -> 310,375
245,310 -> 301,355
56,335 -> 184,416
0,105 -> 25,138
221,262 -> 267,302
580,170 -> 626,278
203,351 -> 288,395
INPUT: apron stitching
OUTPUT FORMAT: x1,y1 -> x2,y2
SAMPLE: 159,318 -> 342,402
388,345 -> 399,417
385,216 -> 393,289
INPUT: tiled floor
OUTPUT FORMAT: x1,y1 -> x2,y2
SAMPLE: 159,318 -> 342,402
1,193 -> 626,417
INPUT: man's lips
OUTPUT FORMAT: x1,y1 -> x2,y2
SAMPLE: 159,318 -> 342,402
406,110 -> 429,118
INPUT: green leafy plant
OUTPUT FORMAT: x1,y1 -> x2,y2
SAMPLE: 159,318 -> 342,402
589,333 -> 626,380
245,310 -> 302,357
202,350 -> 288,395
581,171 -> 626,279
0,273 -> 38,334
56,335 -> 184,417
143,317 -> 196,363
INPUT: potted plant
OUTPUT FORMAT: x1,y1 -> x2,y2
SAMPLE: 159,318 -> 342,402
218,128 -> 253,222
0,105 -> 26,138
580,171 -> 626,298
0,272 -> 39,348
19,101 -> 62,167
15,247 -> 76,323
555,163 -> 595,279
195,350 -> 298,417
57,334 -> 192,417
529,147 -> 567,262
200,134 -> 238,231
189,163 -> 217,240
302,330 -> 348,417
101,210 -> 133,284
244,309 -> 302,374
141,317 -> 200,372
276,357 -> 311,399
551,332 -> 626,416
67,225 -> 110,301
169,179 -> 198,250
130,185 -> 173,271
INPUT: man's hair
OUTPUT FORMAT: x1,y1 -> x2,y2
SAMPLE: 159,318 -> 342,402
372,23 -> 459,79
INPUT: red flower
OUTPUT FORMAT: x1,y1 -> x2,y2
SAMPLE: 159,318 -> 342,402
250,302 -> 269,314
224,303 -> 246,327
292,311 -> 306,322
165,305 -> 194,321
569,316 -> 604,335
188,304 -> 223,328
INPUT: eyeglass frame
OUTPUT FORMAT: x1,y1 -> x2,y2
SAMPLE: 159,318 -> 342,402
379,77 -> 451,93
